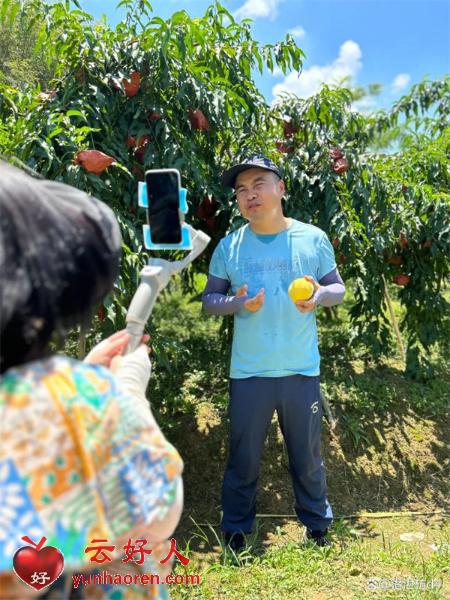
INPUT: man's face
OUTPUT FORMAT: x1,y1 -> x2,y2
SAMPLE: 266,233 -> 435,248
234,168 -> 285,223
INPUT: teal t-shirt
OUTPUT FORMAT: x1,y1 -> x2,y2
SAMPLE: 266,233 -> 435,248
209,219 -> 336,378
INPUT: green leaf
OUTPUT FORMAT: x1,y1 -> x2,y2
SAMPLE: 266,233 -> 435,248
66,109 -> 86,118
47,126 -> 64,139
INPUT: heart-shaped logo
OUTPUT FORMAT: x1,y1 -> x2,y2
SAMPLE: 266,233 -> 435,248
13,537 -> 64,591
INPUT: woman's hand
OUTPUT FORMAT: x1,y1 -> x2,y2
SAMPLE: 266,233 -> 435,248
84,329 -> 150,368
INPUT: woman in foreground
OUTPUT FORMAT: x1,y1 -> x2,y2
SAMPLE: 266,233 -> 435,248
0,162 -> 183,599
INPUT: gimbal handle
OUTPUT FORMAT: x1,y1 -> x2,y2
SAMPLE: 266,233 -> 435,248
125,225 -> 210,353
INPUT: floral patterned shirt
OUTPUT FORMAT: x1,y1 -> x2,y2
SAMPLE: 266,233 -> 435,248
0,355 -> 184,599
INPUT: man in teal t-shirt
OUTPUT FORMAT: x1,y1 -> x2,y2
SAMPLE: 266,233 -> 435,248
202,155 -> 345,551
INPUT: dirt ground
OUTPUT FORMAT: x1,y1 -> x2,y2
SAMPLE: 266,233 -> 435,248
165,398 -> 449,555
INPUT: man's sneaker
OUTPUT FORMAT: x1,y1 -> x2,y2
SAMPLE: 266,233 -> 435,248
305,528 -> 332,547
224,532 -> 245,553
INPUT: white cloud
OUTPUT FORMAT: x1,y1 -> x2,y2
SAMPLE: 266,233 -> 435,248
234,0 -> 284,20
391,73 -> 411,93
351,96 -> 378,115
289,26 -> 306,40
271,65 -> 283,77
272,40 -> 362,99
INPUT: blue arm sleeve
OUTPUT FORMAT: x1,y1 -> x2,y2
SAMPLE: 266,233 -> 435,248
314,268 -> 346,307
202,275 -> 247,315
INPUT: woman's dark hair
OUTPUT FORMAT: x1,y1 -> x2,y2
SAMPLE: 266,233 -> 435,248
0,161 -> 122,373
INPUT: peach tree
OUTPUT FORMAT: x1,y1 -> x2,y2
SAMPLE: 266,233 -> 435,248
0,0 -> 302,360
266,79 -> 449,379
1,0 -> 448,380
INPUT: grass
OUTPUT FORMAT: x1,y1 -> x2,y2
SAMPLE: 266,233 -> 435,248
169,515 -> 449,599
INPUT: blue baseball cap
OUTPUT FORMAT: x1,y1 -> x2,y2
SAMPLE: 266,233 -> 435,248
221,154 -> 282,189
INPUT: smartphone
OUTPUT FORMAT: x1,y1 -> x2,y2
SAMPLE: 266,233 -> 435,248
145,169 -> 182,244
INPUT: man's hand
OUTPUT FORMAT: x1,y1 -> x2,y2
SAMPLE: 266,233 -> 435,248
236,283 -> 265,313
295,275 -> 320,313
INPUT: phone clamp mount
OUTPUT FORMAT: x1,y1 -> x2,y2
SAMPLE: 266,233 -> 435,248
125,177 -> 211,353
138,181 -> 193,250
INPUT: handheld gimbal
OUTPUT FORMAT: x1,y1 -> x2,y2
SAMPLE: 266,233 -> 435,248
124,172 -> 211,352
125,225 -> 210,352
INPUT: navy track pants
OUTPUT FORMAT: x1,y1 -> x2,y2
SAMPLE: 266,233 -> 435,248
221,375 -> 333,534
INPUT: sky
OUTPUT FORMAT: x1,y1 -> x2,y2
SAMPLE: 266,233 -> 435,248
77,0 -> 450,113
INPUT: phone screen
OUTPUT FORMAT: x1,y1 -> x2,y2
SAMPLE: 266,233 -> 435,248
146,171 -> 182,244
